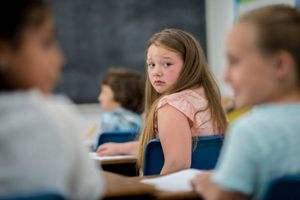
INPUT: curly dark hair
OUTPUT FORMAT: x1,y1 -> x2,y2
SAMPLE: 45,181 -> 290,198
101,68 -> 145,114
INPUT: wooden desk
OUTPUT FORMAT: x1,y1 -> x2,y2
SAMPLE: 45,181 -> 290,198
103,171 -> 154,200
155,190 -> 200,200
103,171 -> 202,200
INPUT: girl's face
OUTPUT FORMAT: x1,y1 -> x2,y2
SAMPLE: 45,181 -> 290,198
4,16 -> 64,94
146,44 -> 183,93
224,23 -> 280,108
98,85 -> 120,112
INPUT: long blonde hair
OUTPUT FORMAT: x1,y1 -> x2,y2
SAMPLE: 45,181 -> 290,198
137,28 -> 227,172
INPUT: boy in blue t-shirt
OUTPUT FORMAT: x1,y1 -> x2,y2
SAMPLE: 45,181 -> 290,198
91,68 -> 145,147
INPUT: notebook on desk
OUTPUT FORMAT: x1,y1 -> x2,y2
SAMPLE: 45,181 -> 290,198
141,168 -> 203,192
89,152 -> 136,161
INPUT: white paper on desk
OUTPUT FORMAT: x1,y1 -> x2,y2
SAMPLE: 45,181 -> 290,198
141,168 -> 202,192
89,152 -> 136,161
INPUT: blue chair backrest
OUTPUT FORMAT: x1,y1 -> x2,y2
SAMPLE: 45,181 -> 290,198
264,174 -> 300,200
96,130 -> 138,149
143,135 -> 223,175
0,193 -> 64,200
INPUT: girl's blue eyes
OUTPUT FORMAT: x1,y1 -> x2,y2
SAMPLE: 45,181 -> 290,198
147,63 -> 172,68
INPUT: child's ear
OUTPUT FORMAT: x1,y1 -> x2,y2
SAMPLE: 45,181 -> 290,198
274,50 -> 295,81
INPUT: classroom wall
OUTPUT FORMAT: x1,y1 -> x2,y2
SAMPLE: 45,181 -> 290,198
48,0 -> 207,103
206,0 -> 234,98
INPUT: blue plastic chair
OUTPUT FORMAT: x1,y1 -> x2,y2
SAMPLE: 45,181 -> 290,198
0,193 -> 64,200
96,130 -> 138,149
143,135 -> 223,175
264,174 -> 300,200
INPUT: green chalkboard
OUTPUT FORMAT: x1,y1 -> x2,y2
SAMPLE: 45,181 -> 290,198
49,0 -> 206,103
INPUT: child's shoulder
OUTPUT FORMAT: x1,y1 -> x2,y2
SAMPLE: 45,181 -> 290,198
230,104 -> 300,133
162,89 -> 206,101
157,89 -> 207,111
161,88 -> 206,103
0,90 -> 63,111
0,89 -> 82,135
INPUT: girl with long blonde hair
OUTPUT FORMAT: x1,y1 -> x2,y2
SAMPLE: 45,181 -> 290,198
97,28 -> 227,175
138,28 -> 227,174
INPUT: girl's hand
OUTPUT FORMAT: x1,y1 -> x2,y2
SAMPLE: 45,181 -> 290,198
96,141 -> 138,156
96,143 -> 122,156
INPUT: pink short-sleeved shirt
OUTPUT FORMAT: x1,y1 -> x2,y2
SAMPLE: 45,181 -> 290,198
154,89 -> 217,137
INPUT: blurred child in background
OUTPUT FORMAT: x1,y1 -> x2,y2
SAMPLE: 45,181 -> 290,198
85,68 -> 145,149
192,5 -> 300,200
98,68 -> 145,132
0,0 -> 104,198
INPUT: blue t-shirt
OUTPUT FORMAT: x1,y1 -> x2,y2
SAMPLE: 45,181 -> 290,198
100,107 -> 142,132
91,108 -> 142,149
213,104 -> 300,200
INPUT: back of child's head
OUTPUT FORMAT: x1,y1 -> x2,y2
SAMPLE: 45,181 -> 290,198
0,0 -> 62,94
238,5 -> 300,86
101,68 -> 145,114
144,28 -> 227,132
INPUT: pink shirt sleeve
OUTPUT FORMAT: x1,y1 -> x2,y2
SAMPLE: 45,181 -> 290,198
156,90 -> 215,136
